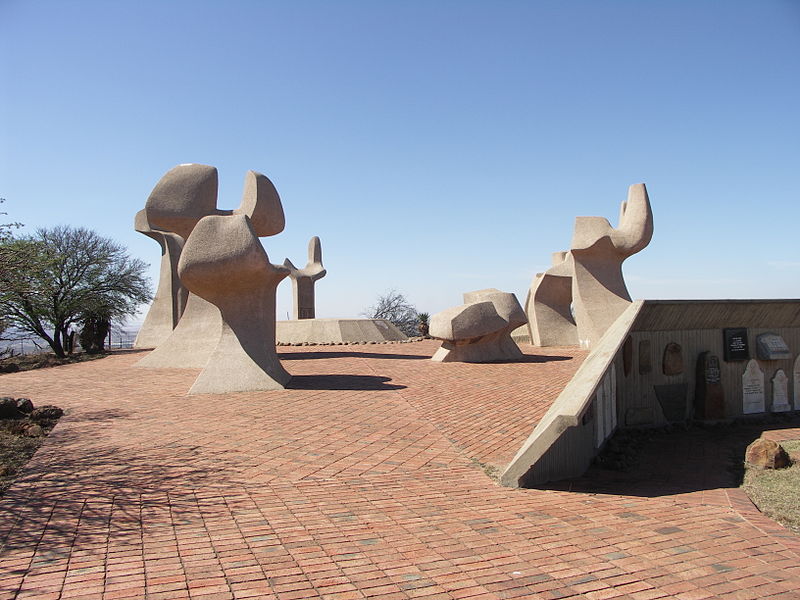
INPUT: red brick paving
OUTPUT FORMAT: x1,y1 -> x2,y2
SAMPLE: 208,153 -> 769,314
0,341 -> 798,600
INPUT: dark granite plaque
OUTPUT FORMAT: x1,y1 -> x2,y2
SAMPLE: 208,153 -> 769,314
694,351 -> 725,420
723,328 -> 749,361
654,383 -> 689,422
662,342 -> 684,376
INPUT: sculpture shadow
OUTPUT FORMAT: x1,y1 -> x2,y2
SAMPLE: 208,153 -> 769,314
279,351 -> 429,361
482,354 -> 574,364
108,348 -> 150,356
531,417 -> 800,499
67,408 -> 131,422
287,374 -> 406,391
0,429 -> 248,555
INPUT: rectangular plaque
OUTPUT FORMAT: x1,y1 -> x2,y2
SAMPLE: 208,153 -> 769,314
723,327 -> 749,361
756,332 -> 791,360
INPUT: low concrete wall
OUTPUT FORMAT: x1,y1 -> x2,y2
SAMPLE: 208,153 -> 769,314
276,318 -> 407,344
501,301 -> 642,487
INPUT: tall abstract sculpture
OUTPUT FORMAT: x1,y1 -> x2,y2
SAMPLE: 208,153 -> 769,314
525,251 -> 578,346
570,183 -> 653,347
431,289 -> 526,362
133,210 -> 187,349
283,236 -> 326,319
525,183 -> 653,348
136,164 -> 285,370
179,214 -> 290,393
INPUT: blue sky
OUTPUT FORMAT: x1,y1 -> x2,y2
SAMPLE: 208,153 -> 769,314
2,0 -> 798,323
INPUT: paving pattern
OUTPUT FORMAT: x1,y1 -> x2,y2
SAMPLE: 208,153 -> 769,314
0,341 -> 798,600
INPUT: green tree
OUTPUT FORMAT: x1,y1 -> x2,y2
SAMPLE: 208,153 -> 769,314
0,226 -> 151,357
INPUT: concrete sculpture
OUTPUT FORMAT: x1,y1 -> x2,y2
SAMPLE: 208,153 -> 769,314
283,236 -> 326,319
431,289 -> 526,362
136,164 -> 285,372
133,210 -> 187,349
570,183 -> 653,347
525,251 -> 578,346
179,214 -> 291,393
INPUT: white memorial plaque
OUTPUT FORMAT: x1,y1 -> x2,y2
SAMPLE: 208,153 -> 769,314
771,369 -> 790,412
742,359 -> 765,414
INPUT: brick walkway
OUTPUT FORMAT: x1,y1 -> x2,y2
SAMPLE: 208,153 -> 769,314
0,341 -> 798,600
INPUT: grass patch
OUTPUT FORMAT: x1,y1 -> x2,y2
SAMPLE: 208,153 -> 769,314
742,439 -> 800,533
0,351 -> 107,373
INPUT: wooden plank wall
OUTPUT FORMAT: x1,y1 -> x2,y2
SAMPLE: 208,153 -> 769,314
619,322 -> 800,425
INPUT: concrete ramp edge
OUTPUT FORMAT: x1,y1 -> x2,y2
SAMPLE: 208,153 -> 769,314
500,300 -> 645,487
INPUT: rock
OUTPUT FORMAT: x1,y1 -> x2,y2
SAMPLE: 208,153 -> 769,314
745,438 -> 791,469
24,423 -> 44,437
15,398 -> 34,414
0,397 -> 22,419
30,405 -> 64,422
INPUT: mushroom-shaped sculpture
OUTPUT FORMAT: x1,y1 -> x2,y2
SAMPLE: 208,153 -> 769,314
136,165 -> 285,368
283,236 -> 326,319
570,183 -> 653,347
431,289 -> 526,363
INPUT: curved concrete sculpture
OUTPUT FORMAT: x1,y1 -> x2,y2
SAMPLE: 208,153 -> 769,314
137,165 -> 285,368
570,183 -> 653,348
179,214 -> 290,394
431,289 -> 526,363
526,251 -> 578,347
283,236 -> 326,319
133,209 -> 188,349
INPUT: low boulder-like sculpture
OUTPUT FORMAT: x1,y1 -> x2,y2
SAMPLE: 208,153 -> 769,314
283,236 -> 326,319
526,251 -> 578,346
431,289 -> 526,363
136,165 -> 284,368
570,183 -> 653,347
179,214 -> 291,393
133,210 -> 187,349
745,438 -> 791,470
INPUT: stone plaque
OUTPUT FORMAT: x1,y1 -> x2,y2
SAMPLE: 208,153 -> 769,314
724,328 -> 749,361
771,369 -> 791,412
756,332 -> 791,360
694,352 -> 725,420
742,359 -> 765,414
654,383 -> 689,422
662,342 -> 684,376
794,356 -> 800,410
638,339 -> 652,374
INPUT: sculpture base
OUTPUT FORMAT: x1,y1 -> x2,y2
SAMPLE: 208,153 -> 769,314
431,332 -> 524,363
510,325 -> 531,345
276,319 -> 407,344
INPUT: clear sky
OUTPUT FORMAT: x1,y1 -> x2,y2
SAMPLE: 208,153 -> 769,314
2,0 -> 798,324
